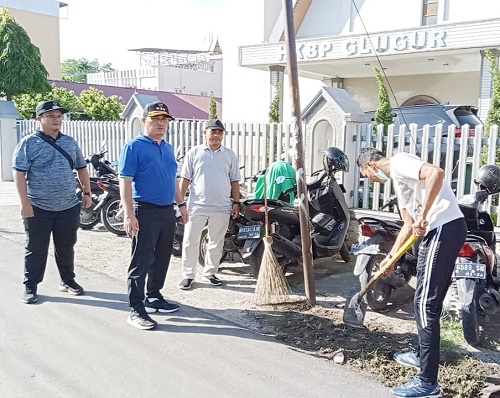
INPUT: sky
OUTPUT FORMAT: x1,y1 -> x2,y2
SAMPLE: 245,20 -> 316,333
59,0 -> 223,69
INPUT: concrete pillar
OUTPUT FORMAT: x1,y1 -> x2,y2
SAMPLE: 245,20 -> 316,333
478,49 -> 500,122
0,101 -> 20,181
269,65 -> 285,122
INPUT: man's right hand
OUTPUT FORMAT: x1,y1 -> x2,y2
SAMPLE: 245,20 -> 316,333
20,202 -> 34,218
124,213 -> 139,236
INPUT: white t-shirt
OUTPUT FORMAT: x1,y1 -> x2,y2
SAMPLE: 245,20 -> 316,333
180,144 -> 240,215
390,152 -> 463,231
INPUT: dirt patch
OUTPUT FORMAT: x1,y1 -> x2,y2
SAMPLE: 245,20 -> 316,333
248,301 -> 500,398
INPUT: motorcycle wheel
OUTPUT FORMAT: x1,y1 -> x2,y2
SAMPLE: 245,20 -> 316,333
340,242 -> 351,262
101,198 -> 126,236
79,202 -> 100,229
460,281 -> 480,346
365,254 -> 393,311
249,241 -> 264,278
198,227 -> 228,265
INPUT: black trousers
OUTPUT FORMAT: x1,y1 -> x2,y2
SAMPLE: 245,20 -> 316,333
128,202 -> 175,313
415,217 -> 467,384
23,204 -> 80,288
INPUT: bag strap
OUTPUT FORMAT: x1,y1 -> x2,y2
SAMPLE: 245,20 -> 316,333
35,131 -> 75,170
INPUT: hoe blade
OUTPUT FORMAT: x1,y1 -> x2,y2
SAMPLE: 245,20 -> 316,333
342,293 -> 367,328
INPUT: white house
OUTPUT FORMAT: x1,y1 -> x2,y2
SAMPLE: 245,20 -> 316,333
219,0 -> 500,123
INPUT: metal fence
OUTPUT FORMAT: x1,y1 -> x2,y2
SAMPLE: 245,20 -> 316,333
352,122 -> 500,224
17,118 -> 500,221
17,119 -> 296,190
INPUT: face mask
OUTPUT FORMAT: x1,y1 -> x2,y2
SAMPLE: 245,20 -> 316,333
374,168 -> 390,181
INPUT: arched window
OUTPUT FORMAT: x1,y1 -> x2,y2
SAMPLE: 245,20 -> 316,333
401,95 -> 440,106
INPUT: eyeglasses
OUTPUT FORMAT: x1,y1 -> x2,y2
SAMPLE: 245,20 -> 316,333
42,114 -> 63,120
208,129 -> 224,135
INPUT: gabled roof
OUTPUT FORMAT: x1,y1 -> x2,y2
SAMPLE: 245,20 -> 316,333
301,87 -> 370,122
49,80 -> 222,120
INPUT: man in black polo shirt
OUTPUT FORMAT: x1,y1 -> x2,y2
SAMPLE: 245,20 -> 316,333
119,101 -> 188,330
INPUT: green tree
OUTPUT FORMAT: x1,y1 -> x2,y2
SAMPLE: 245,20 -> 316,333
209,91 -> 218,119
13,84 -> 79,119
269,81 -> 282,123
373,67 -> 393,134
482,49 -> 500,164
484,49 -> 500,131
0,8 -> 51,100
77,87 -> 124,121
61,58 -> 115,83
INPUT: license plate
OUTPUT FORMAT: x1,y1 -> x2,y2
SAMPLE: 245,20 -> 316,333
351,241 -> 380,255
238,224 -> 261,240
454,262 -> 486,279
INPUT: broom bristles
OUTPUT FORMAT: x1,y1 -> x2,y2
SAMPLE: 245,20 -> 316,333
254,236 -> 291,305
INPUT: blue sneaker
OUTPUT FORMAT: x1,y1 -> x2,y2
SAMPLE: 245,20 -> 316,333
394,350 -> 421,369
391,376 -> 442,397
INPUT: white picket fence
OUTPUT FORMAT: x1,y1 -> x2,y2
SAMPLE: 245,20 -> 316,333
16,119 -> 500,222
353,122 -> 500,224
17,119 -> 296,190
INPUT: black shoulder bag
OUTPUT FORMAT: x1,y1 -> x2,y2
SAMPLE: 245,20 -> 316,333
35,131 -> 75,170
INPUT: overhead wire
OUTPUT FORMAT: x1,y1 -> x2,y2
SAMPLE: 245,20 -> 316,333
350,0 -> 420,154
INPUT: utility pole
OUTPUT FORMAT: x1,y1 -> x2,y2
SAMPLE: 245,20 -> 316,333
282,0 -> 316,306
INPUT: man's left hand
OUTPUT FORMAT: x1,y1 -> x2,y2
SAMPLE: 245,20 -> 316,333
231,203 -> 239,219
82,195 -> 92,209
412,217 -> 428,236
179,206 -> 189,224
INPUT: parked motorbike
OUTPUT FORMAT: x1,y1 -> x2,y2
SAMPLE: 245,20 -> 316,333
443,164 -> 500,345
238,147 -> 351,277
94,175 -> 126,235
77,150 -> 117,229
351,196 -> 419,310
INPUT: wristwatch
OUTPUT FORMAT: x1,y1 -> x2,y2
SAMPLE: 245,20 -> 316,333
233,202 -> 241,205
83,192 -> 91,196
177,201 -> 186,208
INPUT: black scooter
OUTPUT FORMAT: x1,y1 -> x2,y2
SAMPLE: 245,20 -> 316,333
445,187 -> 500,345
238,159 -> 351,277
78,150 -> 117,229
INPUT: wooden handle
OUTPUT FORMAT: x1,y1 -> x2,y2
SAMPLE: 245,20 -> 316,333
357,235 -> 418,302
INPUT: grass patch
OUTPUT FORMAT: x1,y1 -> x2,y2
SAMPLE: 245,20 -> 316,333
441,317 -> 466,351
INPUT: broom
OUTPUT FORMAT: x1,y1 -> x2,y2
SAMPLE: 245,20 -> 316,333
254,172 -> 291,305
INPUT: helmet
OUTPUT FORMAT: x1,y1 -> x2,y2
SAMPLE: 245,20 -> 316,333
474,165 -> 500,194
323,147 -> 349,173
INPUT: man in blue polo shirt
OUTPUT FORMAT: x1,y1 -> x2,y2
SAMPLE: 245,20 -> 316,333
119,101 -> 188,330
12,100 -> 92,304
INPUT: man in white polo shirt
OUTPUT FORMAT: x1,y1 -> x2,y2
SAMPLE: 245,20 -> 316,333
178,119 -> 241,290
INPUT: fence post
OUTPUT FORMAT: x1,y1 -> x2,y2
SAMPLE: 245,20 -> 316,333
0,101 -> 20,181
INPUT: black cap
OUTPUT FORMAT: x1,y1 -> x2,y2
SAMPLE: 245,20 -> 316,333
36,100 -> 69,117
143,101 -> 175,119
205,119 -> 225,131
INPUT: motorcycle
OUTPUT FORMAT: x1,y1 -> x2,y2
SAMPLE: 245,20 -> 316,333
238,147 -> 351,277
77,149 -> 117,229
351,196 -> 419,310
443,174 -> 500,345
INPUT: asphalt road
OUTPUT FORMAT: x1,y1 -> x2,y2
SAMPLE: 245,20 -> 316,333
0,234 -> 392,398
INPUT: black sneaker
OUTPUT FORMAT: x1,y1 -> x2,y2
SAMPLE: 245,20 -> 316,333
127,310 -> 157,330
179,278 -> 194,290
59,280 -> 84,295
144,298 -> 180,313
205,275 -> 223,286
22,286 -> 38,304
